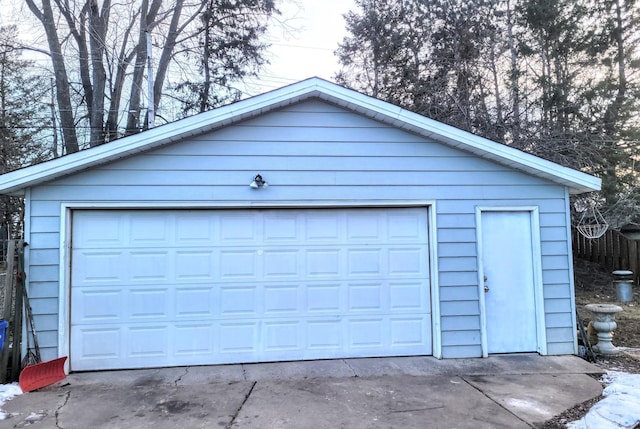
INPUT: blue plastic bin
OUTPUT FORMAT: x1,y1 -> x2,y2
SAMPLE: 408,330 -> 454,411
0,320 -> 8,351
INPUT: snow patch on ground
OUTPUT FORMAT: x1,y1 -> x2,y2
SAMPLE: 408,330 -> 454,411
0,383 -> 23,420
568,371 -> 640,429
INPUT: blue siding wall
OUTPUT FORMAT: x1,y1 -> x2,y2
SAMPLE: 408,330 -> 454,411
26,100 -> 574,361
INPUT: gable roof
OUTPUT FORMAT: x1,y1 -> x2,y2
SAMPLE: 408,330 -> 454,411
0,77 -> 600,195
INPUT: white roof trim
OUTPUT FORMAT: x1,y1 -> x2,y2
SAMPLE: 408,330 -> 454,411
0,77 -> 600,195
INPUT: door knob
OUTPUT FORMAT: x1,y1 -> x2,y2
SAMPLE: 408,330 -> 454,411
484,285 -> 490,292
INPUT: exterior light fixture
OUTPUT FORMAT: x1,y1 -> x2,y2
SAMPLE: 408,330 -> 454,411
249,174 -> 268,189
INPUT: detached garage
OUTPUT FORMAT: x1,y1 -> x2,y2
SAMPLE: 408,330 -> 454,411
0,78 -> 600,372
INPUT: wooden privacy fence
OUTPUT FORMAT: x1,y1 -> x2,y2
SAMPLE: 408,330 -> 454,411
573,227 -> 640,285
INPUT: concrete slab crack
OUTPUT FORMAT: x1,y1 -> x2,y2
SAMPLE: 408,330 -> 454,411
460,377 -> 534,428
225,381 -> 256,429
343,359 -> 358,377
175,367 -> 189,386
389,406 -> 445,414
55,390 -> 71,429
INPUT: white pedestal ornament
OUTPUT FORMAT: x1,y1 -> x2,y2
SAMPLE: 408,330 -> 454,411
584,303 -> 623,355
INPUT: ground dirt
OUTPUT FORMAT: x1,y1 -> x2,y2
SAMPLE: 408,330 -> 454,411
541,258 -> 640,428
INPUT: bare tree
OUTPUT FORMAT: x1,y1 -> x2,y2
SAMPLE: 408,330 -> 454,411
24,0 -> 79,154
24,0 -> 280,150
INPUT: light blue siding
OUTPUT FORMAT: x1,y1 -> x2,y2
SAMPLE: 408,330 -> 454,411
28,281 -> 59,299
25,99 -> 576,361
439,286 -> 479,301
541,241 -> 569,256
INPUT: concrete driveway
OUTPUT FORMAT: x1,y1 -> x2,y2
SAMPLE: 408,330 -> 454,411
0,355 -> 603,428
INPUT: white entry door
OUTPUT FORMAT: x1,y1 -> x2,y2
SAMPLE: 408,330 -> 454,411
70,208 -> 432,371
479,210 -> 540,354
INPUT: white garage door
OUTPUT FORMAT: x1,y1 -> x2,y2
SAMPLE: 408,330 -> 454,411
70,208 -> 432,371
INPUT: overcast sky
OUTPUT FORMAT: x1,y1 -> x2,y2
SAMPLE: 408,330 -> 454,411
246,0 -> 356,95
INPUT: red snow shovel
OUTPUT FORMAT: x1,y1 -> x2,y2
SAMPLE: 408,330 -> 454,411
18,267 -> 68,393
19,356 -> 68,393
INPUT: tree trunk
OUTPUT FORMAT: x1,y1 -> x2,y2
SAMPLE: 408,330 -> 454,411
603,0 -> 627,135
106,19 -> 138,141
506,0 -> 521,142
154,0 -> 192,115
124,0 -> 149,136
489,39 -> 505,142
54,0 -> 93,123
25,0 -> 79,154
125,0 -> 162,135
88,0 -> 110,146
201,0 -> 211,112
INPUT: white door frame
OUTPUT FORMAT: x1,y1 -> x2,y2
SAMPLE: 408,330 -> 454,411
58,200 -> 442,372
475,206 -> 546,357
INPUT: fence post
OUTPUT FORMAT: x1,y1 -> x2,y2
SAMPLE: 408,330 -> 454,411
605,231 -> 613,269
2,241 -> 14,321
632,240 -> 640,286
598,233 -> 606,266
576,229 -> 583,258
612,231 -> 621,270
0,240 -> 15,383
10,240 -> 23,382
621,233 -> 629,269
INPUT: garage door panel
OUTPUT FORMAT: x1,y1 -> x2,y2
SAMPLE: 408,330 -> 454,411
219,322 -> 259,353
220,286 -> 259,316
348,283 -> 383,312
307,284 -> 341,312
69,280 -> 432,323
263,250 -> 300,278
71,317 -> 433,371
73,251 -> 124,284
75,327 -> 121,359
264,286 -> 301,314
219,214 -> 257,242
71,208 -> 432,370
175,324 -> 214,355
129,214 -> 171,244
175,287 -> 215,317
129,251 -> 171,281
175,251 -> 215,280
388,213 -> 426,240
175,214 -> 216,243
71,288 -> 123,324
389,247 -> 428,275
264,321 -> 301,351
219,250 -> 258,279
306,249 -> 342,277
72,213 -> 126,247
349,319 -> 384,347
305,215 -> 340,241
128,326 -> 169,357
129,288 -> 169,319
391,318 -> 429,346
347,213 -> 381,240
263,214 -> 299,242
390,282 -> 427,311
307,320 -> 341,350
348,248 -> 382,275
